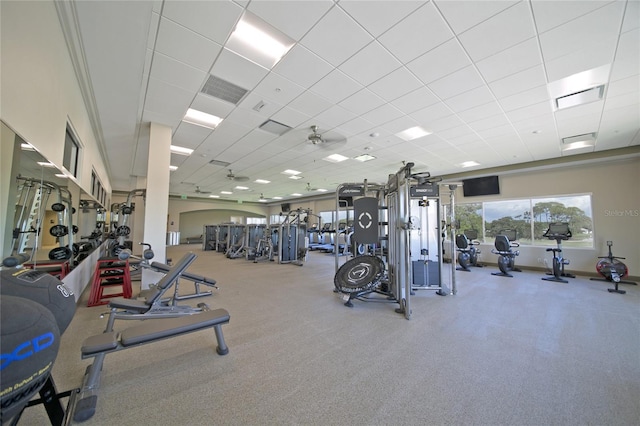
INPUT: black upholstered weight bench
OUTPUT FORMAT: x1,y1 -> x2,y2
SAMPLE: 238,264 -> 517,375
73,308 -> 230,422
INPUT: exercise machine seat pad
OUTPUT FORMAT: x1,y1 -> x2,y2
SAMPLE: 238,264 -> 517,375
82,332 -> 119,355
150,261 -> 217,285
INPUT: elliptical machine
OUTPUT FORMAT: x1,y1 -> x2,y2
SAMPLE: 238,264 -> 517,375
456,229 -> 482,271
491,229 -> 521,277
542,222 -> 575,283
590,240 -> 637,294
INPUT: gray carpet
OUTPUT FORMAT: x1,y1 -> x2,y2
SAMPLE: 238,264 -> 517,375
17,245 -> 640,425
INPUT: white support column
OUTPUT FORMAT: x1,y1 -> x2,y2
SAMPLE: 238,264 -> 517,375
141,122 -> 171,289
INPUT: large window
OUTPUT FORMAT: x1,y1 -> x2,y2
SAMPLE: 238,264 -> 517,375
455,194 -> 593,248
63,125 -> 80,177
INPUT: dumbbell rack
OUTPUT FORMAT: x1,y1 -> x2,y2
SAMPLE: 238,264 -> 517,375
88,257 -> 132,306
23,260 -> 71,280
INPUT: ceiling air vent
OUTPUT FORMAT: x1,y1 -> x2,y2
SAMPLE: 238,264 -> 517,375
561,133 -> 596,152
209,159 -> 231,167
259,119 -> 292,135
555,85 -> 605,110
201,75 -> 248,105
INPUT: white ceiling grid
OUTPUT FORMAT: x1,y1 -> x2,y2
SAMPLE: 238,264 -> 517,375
68,0 -> 639,202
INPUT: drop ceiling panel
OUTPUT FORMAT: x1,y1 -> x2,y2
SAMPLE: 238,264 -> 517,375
309,69 -> 363,104
148,52 -> 207,92
155,17 -> 222,72
314,105 -> 357,129
497,85 -> 550,112
340,40 -> 402,87
288,91 -> 333,117
410,102 -> 454,125
475,38 -> 542,83
299,6 -> 373,67
171,122 -> 213,149
544,39 -> 617,82
458,1 -> 536,62
270,106 -> 311,129
406,39 -> 472,85
505,101 -> 552,123
190,93 -> 235,119
336,117 -> 376,137
378,2 -> 453,63
390,87 -> 440,115
435,0 -> 519,34
338,88 -> 386,115
538,2 -> 625,61
457,101 -> 504,123
366,66 -> 423,102
161,0 -> 243,45
467,114 -> 511,133
339,0 -> 423,37
489,65 -> 547,98
252,72 -> 305,105
272,45 -> 333,88
247,0 -> 332,40
210,49 -> 270,92
531,0 -> 613,33
360,104 -> 405,126
428,65 -> 485,100
610,28 -> 640,81
444,86 -> 496,113
144,78 -> 193,117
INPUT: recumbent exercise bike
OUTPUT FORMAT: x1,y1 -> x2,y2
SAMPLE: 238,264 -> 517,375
456,229 -> 482,271
491,229 -> 521,277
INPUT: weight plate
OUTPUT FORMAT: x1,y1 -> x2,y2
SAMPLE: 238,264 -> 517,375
116,225 -> 131,236
51,202 -> 66,212
72,225 -> 79,234
49,246 -> 72,260
121,206 -> 133,215
49,225 -> 68,237
334,255 -> 385,294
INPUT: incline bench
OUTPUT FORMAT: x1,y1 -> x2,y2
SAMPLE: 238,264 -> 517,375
73,308 -> 230,422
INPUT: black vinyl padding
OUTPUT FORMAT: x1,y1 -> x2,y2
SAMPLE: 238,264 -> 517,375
81,309 -> 230,356
150,261 -> 217,285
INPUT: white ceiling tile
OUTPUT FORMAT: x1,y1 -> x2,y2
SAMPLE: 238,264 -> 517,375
489,65 -> 547,98
390,87 -> 440,115
210,49 -> 270,92
171,122 -> 213,149
438,125 -> 476,141
339,0 -> 423,37
335,117 -> 376,137
467,114 -> 511,133
148,52 -> 207,92
621,0 -> 640,32
313,105 -> 357,128
444,86 -> 496,113
338,41 -> 401,87
253,72 -> 305,105
505,101 -> 553,123
155,17 -> 222,72
475,124 -> 518,140
247,0 -> 333,40
544,38 -> 618,82
237,92 -> 284,118
379,115 -> 421,135
366,66 -> 423,102
144,77 -> 193,116
428,65 -> 485,100
476,38 -> 542,83
428,115 -> 465,133
190,93 -> 235,119
360,104 -> 405,127
497,85 -> 550,112
300,6 -> 373,67
378,2 -> 453,63
270,106 -> 312,129
406,38 -> 472,84
161,0 -> 243,45
604,90 -> 640,112
532,0 -> 618,34
410,102 -> 454,125
309,69 -> 363,104
273,45 -> 333,88
458,1 -> 536,62
288,91 -> 333,117
338,88 -> 386,115
147,12 -> 159,49
511,114 -> 556,134
610,28 -> 640,82
434,0 -> 520,34
538,1 -> 625,61
457,101 -> 504,123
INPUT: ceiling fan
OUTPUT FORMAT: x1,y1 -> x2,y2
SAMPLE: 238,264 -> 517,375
306,125 -> 346,147
226,169 -> 249,182
194,185 -> 211,194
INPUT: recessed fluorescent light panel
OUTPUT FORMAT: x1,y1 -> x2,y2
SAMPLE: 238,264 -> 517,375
235,186 -> 249,190
183,108 -> 223,129
562,133 -> 596,151
282,169 -> 301,175
254,179 -> 271,184
170,145 -> 194,156
258,199 -> 267,203
220,191 -> 233,195
317,189 -> 328,192
226,11 -> 295,69
460,161 -> 480,168
37,162 -> 56,167
289,176 -> 303,180
55,174 -> 67,179
323,154 -> 349,163
272,196 -> 283,200
396,126 -> 432,141
291,193 -> 302,196
21,143 -> 35,151
169,165 -> 178,171
354,154 -> 376,162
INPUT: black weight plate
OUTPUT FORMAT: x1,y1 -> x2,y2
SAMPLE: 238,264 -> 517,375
72,225 -> 79,234
49,224 -> 68,237
51,202 -> 66,212
121,206 -> 133,215
71,207 -> 76,215
334,255 -> 385,294
49,246 -> 72,260
116,225 -> 131,236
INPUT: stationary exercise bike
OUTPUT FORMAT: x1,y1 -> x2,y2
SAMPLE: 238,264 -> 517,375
542,222 -> 575,283
491,229 -> 521,277
590,240 -> 637,294
456,229 -> 482,271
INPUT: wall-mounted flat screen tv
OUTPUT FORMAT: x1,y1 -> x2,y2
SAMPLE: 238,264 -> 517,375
462,176 -> 500,197
281,203 -> 291,212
